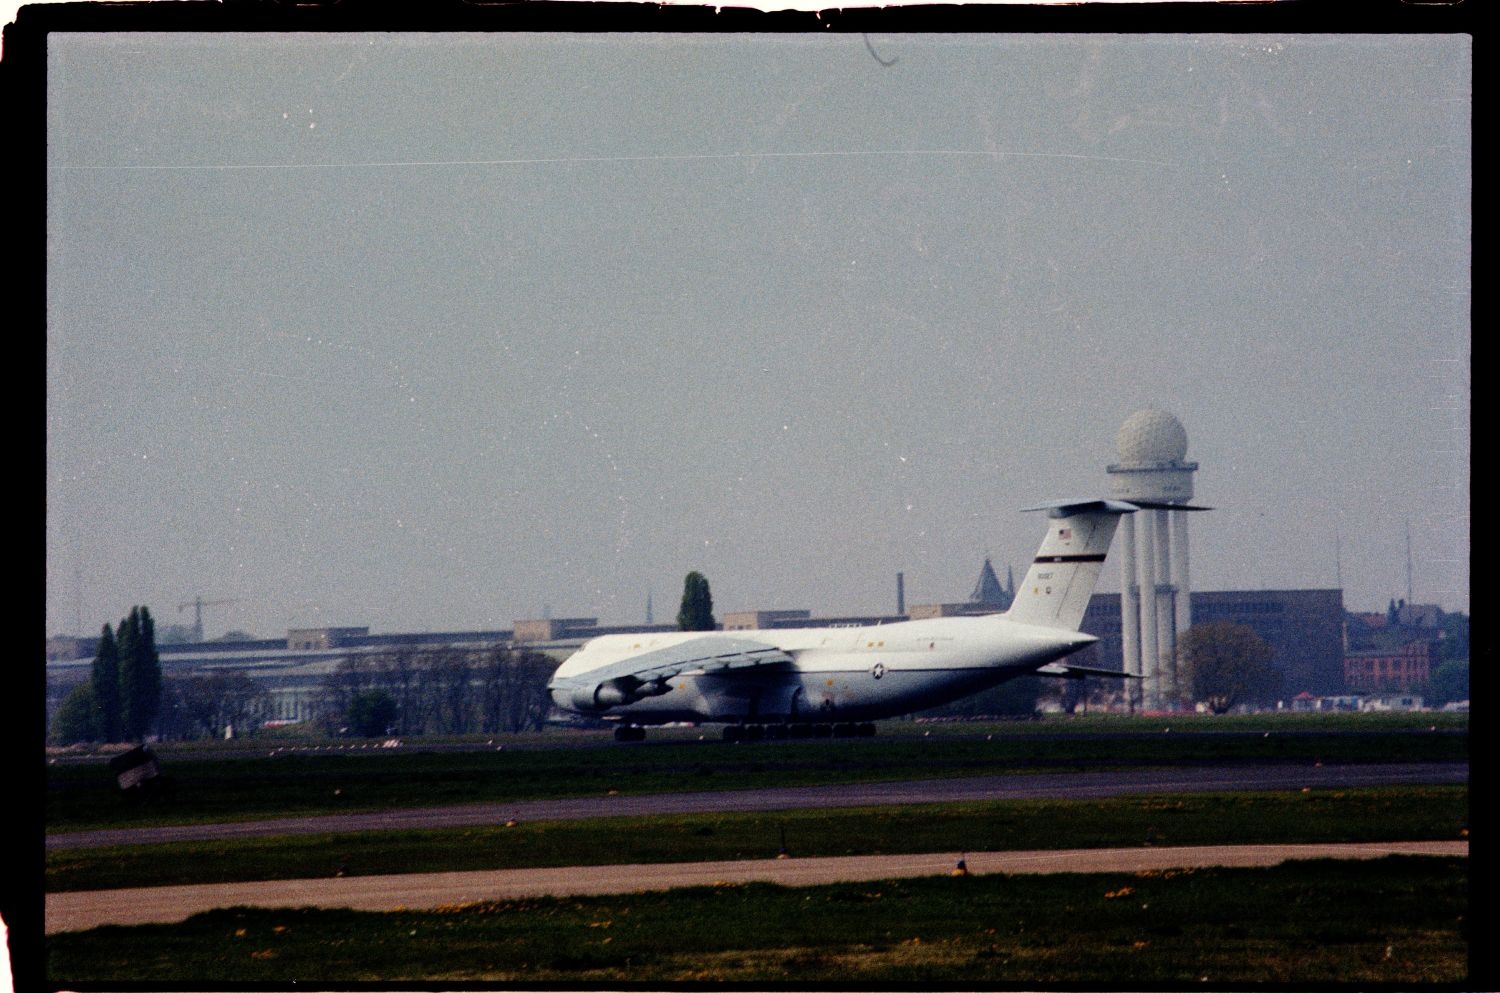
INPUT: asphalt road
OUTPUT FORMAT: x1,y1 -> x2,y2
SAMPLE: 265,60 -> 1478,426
47,760 -> 1466,851
45,840 -> 1468,934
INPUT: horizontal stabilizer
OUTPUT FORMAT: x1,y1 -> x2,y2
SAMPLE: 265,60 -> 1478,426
1021,498 -> 1140,518
1035,662 -> 1143,680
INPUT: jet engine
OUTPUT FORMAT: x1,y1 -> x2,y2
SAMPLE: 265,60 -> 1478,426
568,675 -> 671,712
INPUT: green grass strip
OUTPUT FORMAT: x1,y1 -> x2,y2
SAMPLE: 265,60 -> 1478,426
46,855 -> 1469,983
47,720 -> 1468,833
47,785 -> 1467,892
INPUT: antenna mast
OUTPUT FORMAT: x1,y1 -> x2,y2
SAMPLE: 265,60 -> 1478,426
1405,520 -> 1414,605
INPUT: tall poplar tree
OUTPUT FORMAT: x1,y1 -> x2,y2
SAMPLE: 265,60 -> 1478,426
89,623 -> 121,743
118,606 -> 163,741
677,571 -> 715,632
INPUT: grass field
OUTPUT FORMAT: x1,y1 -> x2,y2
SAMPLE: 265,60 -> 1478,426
44,714 -> 1471,984
45,856 -> 1469,983
46,785 -> 1469,892
45,713 -> 1468,832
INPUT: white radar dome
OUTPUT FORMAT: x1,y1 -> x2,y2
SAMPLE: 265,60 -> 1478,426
1116,409 -> 1189,464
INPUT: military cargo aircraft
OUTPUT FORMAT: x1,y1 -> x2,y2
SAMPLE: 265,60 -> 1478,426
548,499 -> 1143,741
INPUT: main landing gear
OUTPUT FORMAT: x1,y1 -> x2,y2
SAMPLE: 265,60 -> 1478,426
612,725 -> 648,742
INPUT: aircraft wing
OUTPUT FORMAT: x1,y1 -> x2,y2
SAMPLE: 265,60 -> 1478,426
585,635 -> 795,685
1034,662 -> 1142,680
556,634 -> 796,712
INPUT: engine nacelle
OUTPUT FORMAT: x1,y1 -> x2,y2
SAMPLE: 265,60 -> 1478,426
569,676 -> 671,712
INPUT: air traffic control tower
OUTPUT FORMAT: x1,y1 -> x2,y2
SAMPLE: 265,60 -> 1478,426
1106,409 -> 1205,711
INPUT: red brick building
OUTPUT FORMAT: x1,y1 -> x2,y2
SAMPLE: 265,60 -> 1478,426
1343,640 -> 1432,692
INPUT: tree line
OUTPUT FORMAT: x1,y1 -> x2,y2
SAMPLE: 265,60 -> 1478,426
316,645 -> 558,737
51,606 -> 163,744
50,629 -> 558,744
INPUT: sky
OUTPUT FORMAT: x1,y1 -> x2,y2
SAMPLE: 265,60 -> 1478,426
44,31 -> 1470,641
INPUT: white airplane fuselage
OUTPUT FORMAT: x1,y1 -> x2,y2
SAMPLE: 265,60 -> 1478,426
548,615 -> 1097,725
547,499 -> 1149,731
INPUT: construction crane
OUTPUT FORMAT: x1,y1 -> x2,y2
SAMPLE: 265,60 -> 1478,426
177,597 -> 241,643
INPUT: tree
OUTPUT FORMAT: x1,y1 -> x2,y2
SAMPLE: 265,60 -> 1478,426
479,648 -> 556,733
118,606 -> 163,742
1426,659 -> 1468,707
171,675 -> 227,740
677,571 -> 715,631
90,623 -> 122,742
319,656 -> 374,734
217,671 -> 270,737
1437,612 -> 1469,665
1178,621 -> 1281,714
373,649 -> 422,735
51,683 -> 98,745
347,690 -> 399,737
430,648 -> 476,734
157,672 -> 268,740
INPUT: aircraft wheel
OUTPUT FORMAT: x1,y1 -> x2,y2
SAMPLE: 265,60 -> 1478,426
789,724 -> 812,739
745,724 -> 765,741
857,723 -> 877,737
832,723 -> 856,738
614,726 -> 646,743
722,726 -> 742,742
812,723 -> 833,738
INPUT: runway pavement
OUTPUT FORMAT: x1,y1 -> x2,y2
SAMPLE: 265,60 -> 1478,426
45,760 -> 1467,851
44,840 -> 1468,934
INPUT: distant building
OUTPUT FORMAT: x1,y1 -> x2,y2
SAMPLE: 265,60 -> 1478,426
46,635 -> 96,662
724,609 -> 907,629
906,602 -> 998,619
513,618 -> 600,642
287,627 -> 370,651
723,610 -> 812,631
1359,693 -> 1425,712
513,618 -> 679,642
1080,588 -> 1346,698
1284,692 -> 1362,713
1344,640 -> 1432,693
1395,602 -> 1444,630
969,557 -> 1014,611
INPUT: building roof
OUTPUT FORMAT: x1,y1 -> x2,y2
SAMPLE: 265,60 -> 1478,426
969,557 -> 1013,609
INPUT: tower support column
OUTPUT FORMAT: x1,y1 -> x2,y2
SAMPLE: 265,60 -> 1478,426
1154,507 -> 1176,707
1138,511 -> 1160,709
1118,514 -> 1141,712
1171,508 -> 1192,654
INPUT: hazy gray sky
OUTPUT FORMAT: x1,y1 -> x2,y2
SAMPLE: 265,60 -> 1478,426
46,33 -> 1470,639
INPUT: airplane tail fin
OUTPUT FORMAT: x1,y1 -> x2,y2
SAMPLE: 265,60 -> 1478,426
1005,499 -> 1138,631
